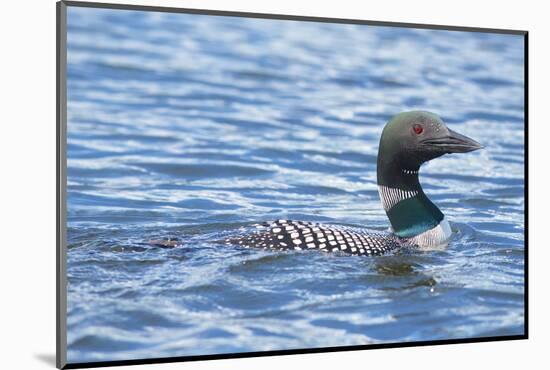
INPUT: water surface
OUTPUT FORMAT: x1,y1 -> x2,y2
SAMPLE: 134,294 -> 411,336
66,7 -> 525,364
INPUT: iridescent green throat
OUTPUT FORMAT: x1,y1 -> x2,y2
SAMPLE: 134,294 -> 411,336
377,166 -> 443,238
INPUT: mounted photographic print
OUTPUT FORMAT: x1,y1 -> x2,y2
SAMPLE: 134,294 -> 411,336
56,1 -> 528,368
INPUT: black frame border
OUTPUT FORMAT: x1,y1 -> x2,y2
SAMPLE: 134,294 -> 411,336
56,1 -> 529,369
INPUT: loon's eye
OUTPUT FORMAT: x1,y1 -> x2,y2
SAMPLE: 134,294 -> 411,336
413,124 -> 424,135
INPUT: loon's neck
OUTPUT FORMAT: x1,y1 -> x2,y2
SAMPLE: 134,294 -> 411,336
376,159 -> 444,238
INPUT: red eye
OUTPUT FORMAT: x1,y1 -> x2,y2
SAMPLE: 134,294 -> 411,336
413,124 -> 424,135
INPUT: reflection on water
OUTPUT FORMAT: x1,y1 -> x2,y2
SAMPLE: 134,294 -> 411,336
66,6 -> 525,364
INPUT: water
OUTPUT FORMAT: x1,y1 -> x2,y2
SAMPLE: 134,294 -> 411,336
65,6 -> 525,364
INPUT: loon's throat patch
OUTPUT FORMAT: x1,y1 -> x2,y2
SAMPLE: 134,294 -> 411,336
386,196 -> 444,238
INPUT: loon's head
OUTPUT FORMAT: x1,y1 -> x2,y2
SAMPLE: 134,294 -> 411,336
378,111 -> 482,174
376,111 -> 482,240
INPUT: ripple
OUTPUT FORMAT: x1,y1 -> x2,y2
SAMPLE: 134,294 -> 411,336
130,162 -> 274,178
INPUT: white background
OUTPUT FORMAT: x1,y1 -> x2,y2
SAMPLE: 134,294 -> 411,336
0,0 -> 546,369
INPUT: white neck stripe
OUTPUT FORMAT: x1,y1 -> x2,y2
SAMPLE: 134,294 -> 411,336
377,185 -> 418,211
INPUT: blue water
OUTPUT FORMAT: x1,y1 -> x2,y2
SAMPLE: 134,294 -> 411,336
65,7 -> 525,364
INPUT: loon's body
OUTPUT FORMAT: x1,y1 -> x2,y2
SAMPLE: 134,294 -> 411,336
227,217 -> 451,256
225,111 -> 481,255
228,220 -> 401,256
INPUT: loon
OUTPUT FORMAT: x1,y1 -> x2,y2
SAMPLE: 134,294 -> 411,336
223,111 -> 482,256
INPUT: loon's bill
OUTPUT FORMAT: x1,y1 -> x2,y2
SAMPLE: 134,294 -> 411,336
158,111 -> 482,256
